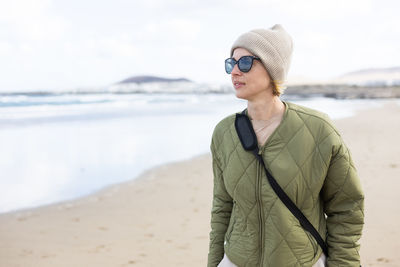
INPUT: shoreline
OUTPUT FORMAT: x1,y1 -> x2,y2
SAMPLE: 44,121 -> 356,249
0,153 -> 215,267
2,85 -> 400,99
0,153 -> 209,216
1,100 -> 399,266
0,97 -> 389,215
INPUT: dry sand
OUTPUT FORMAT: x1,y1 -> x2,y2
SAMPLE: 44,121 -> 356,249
0,100 -> 399,267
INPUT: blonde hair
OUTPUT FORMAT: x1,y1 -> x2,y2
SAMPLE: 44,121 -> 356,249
272,80 -> 286,96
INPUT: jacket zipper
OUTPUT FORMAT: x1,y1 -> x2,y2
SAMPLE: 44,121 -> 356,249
257,149 -> 265,266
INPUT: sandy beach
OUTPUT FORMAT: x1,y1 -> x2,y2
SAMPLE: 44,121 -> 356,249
0,100 -> 399,267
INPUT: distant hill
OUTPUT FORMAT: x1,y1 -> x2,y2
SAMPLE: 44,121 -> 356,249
285,66 -> 400,99
343,67 -> 400,76
333,66 -> 400,86
288,66 -> 400,86
118,75 -> 191,84
107,75 -> 232,94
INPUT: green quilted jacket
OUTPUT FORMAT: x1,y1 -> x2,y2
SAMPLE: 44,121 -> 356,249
207,101 -> 364,267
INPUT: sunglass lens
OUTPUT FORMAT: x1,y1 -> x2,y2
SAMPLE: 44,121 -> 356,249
225,58 -> 236,74
238,56 -> 253,72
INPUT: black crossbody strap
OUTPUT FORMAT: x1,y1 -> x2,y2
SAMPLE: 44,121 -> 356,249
255,153 -> 329,256
235,111 -> 329,257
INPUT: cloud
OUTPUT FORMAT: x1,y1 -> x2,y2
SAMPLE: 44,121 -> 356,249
0,0 -> 69,41
63,36 -> 139,60
275,0 -> 373,19
141,18 -> 202,43
0,0 -> 399,91
0,41 -> 13,56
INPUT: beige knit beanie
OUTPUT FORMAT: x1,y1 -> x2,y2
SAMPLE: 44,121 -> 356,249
230,24 -> 293,86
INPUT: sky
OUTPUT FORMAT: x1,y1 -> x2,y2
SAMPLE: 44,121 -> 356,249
0,0 -> 399,92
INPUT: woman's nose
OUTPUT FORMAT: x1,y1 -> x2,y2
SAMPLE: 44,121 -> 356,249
231,63 -> 241,75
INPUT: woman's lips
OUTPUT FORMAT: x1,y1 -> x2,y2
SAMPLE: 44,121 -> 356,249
233,81 -> 245,89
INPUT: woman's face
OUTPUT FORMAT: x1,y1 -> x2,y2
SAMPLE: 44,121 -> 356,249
231,48 -> 273,101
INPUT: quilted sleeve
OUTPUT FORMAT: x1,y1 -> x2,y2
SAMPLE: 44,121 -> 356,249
207,138 -> 233,267
321,136 -> 364,267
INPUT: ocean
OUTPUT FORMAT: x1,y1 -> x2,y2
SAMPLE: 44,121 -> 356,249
0,93 -> 385,213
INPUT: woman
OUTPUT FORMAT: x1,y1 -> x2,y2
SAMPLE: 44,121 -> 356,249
207,24 -> 364,267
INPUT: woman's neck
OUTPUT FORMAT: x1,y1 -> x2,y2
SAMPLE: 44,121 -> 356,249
247,95 -> 284,121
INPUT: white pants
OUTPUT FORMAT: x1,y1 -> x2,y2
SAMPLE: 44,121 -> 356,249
217,253 -> 326,267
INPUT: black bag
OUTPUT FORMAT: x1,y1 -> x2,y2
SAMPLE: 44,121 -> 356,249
235,110 -> 329,257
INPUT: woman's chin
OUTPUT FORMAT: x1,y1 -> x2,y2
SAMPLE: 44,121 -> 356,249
235,90 -> 248,100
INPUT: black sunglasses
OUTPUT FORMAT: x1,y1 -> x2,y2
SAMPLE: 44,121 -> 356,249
225,55 -> 261,74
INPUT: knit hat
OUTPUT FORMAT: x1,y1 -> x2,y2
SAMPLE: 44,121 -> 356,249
230,24 -> 293,85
